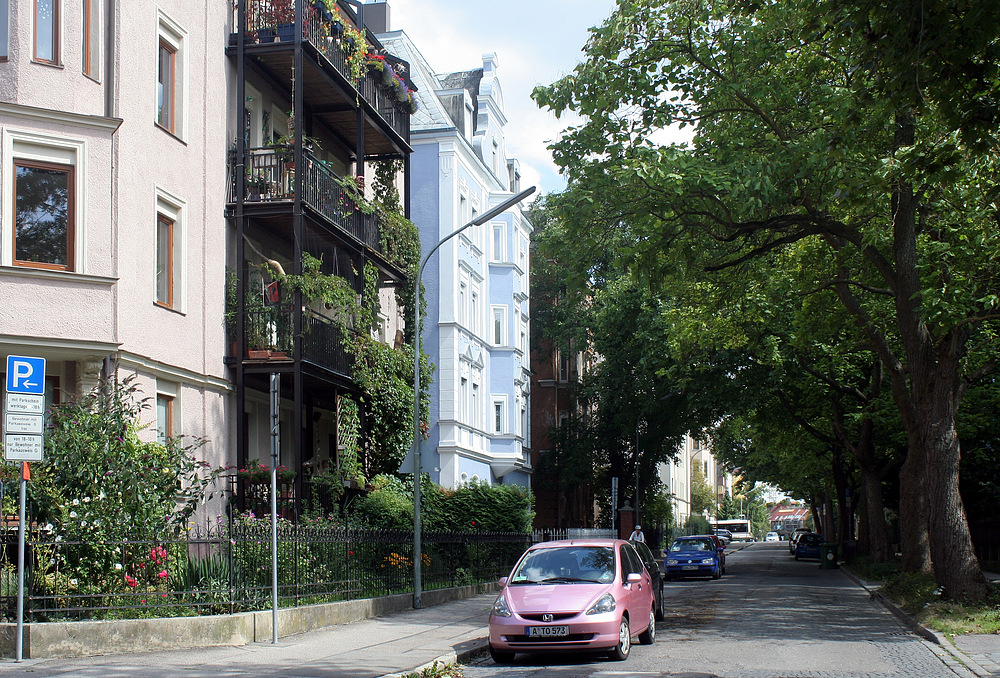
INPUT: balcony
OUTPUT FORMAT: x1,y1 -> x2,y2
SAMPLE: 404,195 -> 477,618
229,0 -> 412,149
232,303 -> 354,378
229,146 -> 381,253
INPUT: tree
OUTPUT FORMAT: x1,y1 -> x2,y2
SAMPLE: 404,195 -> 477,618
690,464 -> 716,518
534,0 -> 1000,601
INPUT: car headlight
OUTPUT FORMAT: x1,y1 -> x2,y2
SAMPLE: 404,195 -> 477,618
701,558 -> 715,564
491,594 -> 512,617
586,592 -> 616,615
666,559 -> 678,565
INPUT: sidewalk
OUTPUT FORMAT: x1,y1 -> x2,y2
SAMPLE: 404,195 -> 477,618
843,568 -> 1000,677
0,593 -> 496,678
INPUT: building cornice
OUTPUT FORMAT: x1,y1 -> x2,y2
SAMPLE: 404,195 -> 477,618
118,352 -> 233,394
0,103 -> 123,132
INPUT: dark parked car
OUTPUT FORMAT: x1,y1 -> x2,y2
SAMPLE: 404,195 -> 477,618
713,528 -> 732,546
788,528 -> 811,554
665,536 -> 724,580
630,540 -> 664,620
794,533 -> 824,560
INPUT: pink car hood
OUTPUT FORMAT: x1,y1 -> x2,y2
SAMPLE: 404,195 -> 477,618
505,583 -> 611,614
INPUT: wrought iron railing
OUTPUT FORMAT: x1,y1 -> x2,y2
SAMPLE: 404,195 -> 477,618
231,147 -> 382,254
233,0 -> 411,140
0,515 -> 529,622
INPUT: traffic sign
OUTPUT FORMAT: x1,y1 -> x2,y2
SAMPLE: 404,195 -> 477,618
3,435 -> 43,461
5,393 -> 43,414
4,355 -> 46,462
6,356 -> 46,395
4,413 -> 43,435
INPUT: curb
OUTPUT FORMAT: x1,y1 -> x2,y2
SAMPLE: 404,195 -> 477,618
840,567 -> 994,677
377,635 -> 489,678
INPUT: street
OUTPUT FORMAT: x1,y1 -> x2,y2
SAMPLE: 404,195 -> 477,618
463,541 -> 961,678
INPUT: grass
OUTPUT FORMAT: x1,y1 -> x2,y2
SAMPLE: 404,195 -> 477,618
402,661 -> 463,678
846,557 -> 1000,635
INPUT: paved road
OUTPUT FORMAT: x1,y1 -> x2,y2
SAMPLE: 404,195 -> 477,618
462,541 -> 963,678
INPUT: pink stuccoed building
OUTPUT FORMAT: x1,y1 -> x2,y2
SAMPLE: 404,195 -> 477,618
0,0 -> 413,519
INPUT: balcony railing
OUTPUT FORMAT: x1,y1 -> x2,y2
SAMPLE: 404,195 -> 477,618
233,146 -> 382,253
233,0 -> 411,141
233,303 -> 354,376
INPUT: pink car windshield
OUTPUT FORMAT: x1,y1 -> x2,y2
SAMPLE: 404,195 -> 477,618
510,546 -> 615,584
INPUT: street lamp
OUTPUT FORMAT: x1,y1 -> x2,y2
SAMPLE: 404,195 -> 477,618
411,186 -> 536,609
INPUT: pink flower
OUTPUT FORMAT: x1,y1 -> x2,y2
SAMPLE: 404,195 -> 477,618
157,570 -> 168,579
125,575 -> 138,588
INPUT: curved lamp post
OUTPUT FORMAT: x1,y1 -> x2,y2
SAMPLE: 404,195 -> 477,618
411,186 -> 535,609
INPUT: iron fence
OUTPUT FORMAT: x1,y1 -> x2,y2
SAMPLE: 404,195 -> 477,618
0,517 -> 529,622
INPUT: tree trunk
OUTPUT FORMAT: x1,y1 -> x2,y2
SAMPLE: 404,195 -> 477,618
920,392 -> 988,600
888,112 -> 985,600
853,420 -> 893,562
898,448 -> 932,572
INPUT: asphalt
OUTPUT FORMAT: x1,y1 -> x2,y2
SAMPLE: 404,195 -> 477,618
4,547 -> 1000,677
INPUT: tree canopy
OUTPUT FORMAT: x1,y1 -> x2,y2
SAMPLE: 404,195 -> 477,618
533,0 -> 1000,600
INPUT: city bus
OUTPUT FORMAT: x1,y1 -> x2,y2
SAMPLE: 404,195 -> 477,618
710,518 -> 754,542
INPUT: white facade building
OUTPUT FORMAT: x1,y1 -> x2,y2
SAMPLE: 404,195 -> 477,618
380,31 -> 533,488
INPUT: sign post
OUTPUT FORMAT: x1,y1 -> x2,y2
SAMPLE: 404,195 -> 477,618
4,355 -> 46,663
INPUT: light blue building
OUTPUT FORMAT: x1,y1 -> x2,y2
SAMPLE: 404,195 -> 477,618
380,31 -> 533,489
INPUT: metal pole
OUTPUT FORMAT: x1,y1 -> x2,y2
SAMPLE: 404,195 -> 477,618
15,462 -> 26,662
411,187 -> 536,609
270,373 -> 280,643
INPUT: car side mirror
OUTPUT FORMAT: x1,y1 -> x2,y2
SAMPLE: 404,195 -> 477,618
627,572 -> 642,584
498,576 -> 508,588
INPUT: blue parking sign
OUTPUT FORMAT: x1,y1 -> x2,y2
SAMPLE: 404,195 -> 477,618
5,356 -> 46,395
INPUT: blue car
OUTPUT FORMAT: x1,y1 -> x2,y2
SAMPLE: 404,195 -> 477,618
794,533 -> 824,560
665,536 -> 724,580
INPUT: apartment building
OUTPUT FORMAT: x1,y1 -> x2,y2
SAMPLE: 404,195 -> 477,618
1,0 -> 414,516
379,27 -> 533,488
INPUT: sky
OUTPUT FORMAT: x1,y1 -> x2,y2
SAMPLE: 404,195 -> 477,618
385,0 -> 620,197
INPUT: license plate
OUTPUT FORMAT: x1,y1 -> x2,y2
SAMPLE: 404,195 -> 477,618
682,565 -> 698,570
527,625 -> 570,637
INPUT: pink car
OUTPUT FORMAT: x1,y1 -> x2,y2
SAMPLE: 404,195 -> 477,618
488,538 -> 656,663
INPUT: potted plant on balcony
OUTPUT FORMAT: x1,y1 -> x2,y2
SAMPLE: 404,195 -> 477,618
246,170 -> 269,200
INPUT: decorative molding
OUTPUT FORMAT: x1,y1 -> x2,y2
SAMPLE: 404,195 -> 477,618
0,103 -> 122,132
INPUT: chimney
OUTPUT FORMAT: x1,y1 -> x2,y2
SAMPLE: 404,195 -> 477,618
365,1 -> 390,34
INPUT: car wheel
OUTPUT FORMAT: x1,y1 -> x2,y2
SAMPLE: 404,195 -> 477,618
713,565 -> 721,580
655,584 -> 664,621
608,617 -> 631,660
489,645 -> 515,664
638,606 -> 656,645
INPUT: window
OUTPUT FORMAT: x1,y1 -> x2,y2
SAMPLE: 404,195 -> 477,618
558,352 -> 569,382
460,377 -> 469,423
470,288 -> 479,334
82,0 -> 99,77
34,0 -> 59,64
14,160 -> 74,271
471,382 -> 479,429
156,394 -> 174,444
156,213 -> 174,307
1,0 -> 9,60
492,224 -> 505,262
157,12 -> 185,136
155,188 -> 185,310
492,306 -> 506,346
493,399 -> 505,435
157,39 -> 176,131
156,380 -> 179,445
458,280 -> 467,326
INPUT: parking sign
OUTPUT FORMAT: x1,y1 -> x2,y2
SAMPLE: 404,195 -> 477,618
4,355 -> 46,461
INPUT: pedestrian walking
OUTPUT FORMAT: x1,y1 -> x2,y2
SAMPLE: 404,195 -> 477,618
629,524 -> 645,542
